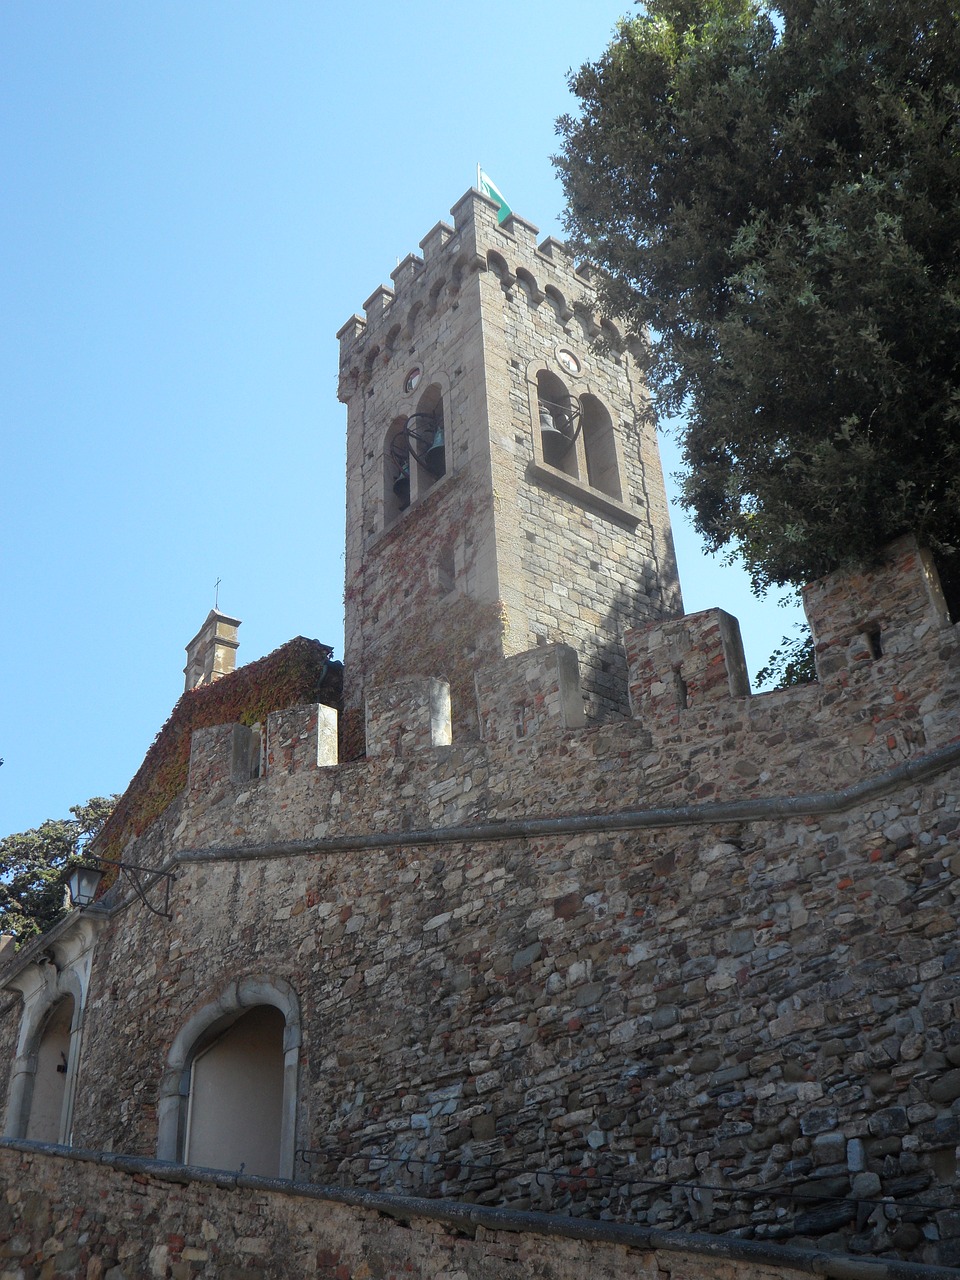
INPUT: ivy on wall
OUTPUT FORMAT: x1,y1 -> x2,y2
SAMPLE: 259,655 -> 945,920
94,637 -> 342,865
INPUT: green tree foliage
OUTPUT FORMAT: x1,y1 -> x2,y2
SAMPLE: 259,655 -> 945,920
556,0 -> 960,591
0,797 -> 116,946
754,624 -> 817,688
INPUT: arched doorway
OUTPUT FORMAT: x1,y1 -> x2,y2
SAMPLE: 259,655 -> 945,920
158,975 -> 300,1179
184,1004 -> 285,1176
24,995 -> 75,1143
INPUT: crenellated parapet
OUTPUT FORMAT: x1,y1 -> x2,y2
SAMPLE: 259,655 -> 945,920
623,608 -> 750,722
184,537 -> 959,828
803,536 -> 952,679
336,189 -> 605,402
8,538 -> 960,1268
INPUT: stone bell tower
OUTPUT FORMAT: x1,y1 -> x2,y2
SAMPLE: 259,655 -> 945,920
337,188 -> 681,752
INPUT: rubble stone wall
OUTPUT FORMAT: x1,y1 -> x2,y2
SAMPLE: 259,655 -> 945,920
1,540 -> 958,1269
1,1143 -> 945,1280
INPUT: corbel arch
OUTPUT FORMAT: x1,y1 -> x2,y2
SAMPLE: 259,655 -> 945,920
485,250 -> 515,292
544,285 -> 573,325
157,974 -> 301,1179
428,277 -> 447,314
515,267 -> 544,306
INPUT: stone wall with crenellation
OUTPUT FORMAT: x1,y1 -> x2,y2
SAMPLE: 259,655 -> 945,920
1,538 -> 959,1269
337,190 -> 682,748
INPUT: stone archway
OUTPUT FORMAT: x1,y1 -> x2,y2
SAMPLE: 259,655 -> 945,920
157,975 -> 301,1179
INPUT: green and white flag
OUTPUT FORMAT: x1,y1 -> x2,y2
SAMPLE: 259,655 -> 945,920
478,167 -> 512,225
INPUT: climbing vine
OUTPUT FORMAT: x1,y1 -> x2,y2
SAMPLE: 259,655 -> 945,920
94,637 -> 341,865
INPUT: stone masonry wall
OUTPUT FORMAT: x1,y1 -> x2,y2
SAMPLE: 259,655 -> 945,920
1,540 -> 959,1269
1,1143 -> 908,1280
480,212 -> 681,720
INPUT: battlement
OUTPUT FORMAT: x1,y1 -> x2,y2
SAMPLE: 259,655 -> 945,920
182,537 -> 959,825
336,188 -> 611,402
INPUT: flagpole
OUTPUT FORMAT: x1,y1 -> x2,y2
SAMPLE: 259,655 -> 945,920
477,162 -> 481,191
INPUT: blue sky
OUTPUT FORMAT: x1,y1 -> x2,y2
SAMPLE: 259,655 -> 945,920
1,1 -> 803,835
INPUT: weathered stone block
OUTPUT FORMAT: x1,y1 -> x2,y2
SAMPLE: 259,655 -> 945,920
624,608 -> 749,721
266,704 -> 338,773
803,535 -> 951,680
364,678 -> 451,756
476,643 -> 586,741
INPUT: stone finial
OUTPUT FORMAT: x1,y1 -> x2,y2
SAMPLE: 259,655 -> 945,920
183,610 -> 241,693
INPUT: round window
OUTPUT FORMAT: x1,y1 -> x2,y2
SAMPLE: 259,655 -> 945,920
404,366 -> 422,394
556,348 -> 581,376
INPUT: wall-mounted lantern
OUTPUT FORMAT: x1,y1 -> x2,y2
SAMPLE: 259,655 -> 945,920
65,857 -> 175,920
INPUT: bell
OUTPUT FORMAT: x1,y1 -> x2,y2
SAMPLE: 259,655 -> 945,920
422,425 -> 446,477
392,473 -> 410,509
539,402 -> 571,459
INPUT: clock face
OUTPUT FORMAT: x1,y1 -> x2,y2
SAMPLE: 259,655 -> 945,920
404,366 -> 422,394
557,348 -> 581,375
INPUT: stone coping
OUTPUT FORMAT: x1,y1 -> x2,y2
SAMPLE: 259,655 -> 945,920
0,1138 -> 955,1280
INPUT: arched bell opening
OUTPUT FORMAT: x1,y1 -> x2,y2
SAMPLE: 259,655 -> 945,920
385,418 -> 411,520
581,394 -> 622,499
536,370 -> 579,479
410,384 -> 446,494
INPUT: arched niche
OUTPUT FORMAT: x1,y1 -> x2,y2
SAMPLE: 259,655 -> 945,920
24,995 -> 74,1142
157,975 -> 301,1180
